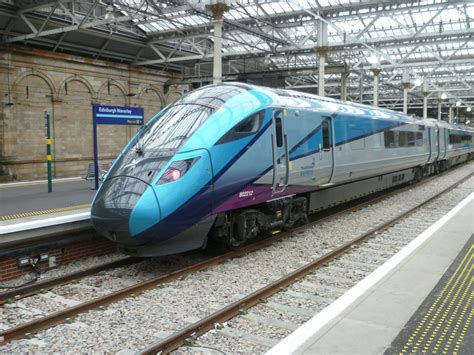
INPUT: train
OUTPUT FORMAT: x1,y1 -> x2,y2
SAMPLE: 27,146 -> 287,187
91,83 -> 474,256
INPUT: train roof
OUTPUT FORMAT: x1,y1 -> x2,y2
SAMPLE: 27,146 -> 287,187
219,83 -> 473,132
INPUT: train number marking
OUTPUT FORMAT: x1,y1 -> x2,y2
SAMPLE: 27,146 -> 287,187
239,190 -> 254,198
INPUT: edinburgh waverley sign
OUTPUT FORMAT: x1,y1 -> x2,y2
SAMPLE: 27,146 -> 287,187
93,105 -> 144,125
91,105 -> 144,189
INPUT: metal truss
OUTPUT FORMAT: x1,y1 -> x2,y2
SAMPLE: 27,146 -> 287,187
1,0 -> 473,117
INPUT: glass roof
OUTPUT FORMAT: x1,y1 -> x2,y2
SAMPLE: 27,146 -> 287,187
3,0 -> 472,110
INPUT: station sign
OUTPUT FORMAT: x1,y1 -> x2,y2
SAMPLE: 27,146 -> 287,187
92,104 -> 145,190
93,105 -> 144,126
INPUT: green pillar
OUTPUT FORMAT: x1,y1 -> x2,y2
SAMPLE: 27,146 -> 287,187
44,111 -> 52,193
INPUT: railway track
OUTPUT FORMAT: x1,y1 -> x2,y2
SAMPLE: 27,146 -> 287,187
139,172 -> 473,354
0,165 -> 455,303
0,257 -> 142,304
0,165 -> 471,349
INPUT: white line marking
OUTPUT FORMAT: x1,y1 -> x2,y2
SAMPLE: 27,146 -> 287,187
0,212 -> 90,235
0,177 -> 83,188
267,192 -> 474,355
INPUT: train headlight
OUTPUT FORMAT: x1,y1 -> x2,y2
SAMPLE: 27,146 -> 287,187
156,157 -> 200,185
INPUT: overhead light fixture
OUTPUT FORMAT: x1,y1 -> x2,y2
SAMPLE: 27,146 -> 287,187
367,54 -> 380,65
105,5 -> 115,21
456,101 -> 461,107
441,92 -> 447,100
467,107 -> 472,112
466,120 -> 471,125
413,78 -> 422,87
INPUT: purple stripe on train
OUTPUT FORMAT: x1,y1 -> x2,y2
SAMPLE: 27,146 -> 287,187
211,184 -> 315,214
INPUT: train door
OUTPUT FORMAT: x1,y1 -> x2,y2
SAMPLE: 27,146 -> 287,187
317,117 -> 334,185
435,125 -> 440,159
271,109 -> 289,195
427,127 -> 432,162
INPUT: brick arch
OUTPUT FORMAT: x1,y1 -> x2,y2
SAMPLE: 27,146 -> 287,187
58,75 -> 96,98
13,70 -> 56,97
138,85 -> 165,107
98,79 -> 127,97
165,87 -> 183,105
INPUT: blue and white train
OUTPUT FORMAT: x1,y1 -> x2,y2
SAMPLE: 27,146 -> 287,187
91,83 -> 474,256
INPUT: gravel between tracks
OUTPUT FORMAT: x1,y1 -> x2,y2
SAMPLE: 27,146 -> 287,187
0,162 -> 472,353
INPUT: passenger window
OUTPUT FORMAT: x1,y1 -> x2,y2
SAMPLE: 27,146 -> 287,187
384,131 -> 396,148
275,116 -> 283,148
216,111 -> 264,145
322,119 -> 331,150
407,132 -> 416,147
416,132 -> 423,146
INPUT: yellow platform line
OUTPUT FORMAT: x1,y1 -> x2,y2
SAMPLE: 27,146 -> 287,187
0,204 -> 91,221
400,244 -> 473,354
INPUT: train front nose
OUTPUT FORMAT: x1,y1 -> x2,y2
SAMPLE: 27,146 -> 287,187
91,176 -> 160,246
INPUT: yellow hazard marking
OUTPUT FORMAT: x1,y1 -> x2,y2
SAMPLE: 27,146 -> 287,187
47,155 -> 52,161
289,161 -> 293,171
0,204 -> 91,221
400,244 -> 473,354
284,109 -> 288,116
46,139 -> 51,144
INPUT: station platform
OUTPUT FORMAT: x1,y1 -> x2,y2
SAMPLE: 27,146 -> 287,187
268,192 -> 474,355
0,177 -> 95,223
0,178 -> 95,248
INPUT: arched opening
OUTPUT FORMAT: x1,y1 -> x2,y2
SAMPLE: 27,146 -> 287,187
97,81 -> 130,170
8,73 -> 54,180
55,79 -> 94,177
137,86 -> 165,124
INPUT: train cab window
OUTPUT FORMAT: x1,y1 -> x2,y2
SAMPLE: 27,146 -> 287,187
322,119 -> 331,150
216,111 -> 264,145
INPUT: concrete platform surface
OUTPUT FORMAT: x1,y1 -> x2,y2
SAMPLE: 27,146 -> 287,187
268,193 -> 474,355
0,178 -> 95,219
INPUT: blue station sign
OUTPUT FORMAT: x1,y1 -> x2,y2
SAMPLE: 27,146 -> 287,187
93,105 -> 144,125
91,104 -> 145,190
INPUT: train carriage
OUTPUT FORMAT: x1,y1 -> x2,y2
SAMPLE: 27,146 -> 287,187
91,83 -> 474,256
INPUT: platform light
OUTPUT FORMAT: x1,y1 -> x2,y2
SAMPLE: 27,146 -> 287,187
105,5 -> 115,21
414,78 -> 422,87
367,54 -> 380,65
441,92 -> 447,100
467,107 -> 472,112
456,101 -> 461,107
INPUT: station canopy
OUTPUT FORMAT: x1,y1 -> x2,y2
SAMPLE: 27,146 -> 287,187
1,0 -> 473,112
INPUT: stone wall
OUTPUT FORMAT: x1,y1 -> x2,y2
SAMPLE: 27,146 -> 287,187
0,45 -> 183,181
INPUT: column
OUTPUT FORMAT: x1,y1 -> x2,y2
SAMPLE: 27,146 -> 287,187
448,102 -> 454,124
401,69 -> 411,114
206,3 -> 229,84
341,72 -> 348,101
371,67 -> 381,107
314,20 -> 328,96
422,81 -> 429,119
437,93 -> 442,120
